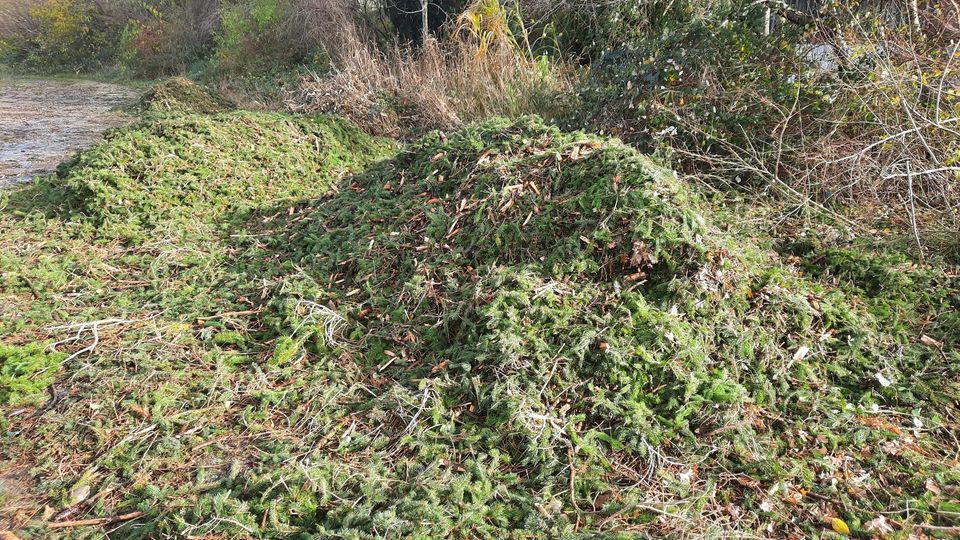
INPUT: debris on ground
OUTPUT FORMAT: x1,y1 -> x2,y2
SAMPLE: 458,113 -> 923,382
0,82 -> 957,539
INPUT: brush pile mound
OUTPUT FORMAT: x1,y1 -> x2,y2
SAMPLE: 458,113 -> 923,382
58,110 -> 394,240
246,117 -> 957,536
135,77 -> 236,115
283,118 -> 874,444
1,105 -> 957,538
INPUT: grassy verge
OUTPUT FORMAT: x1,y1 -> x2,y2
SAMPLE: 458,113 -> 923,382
0,66 -> 142,87
0,82 -> 958,538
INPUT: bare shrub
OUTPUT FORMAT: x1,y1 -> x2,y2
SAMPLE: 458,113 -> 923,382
0,0 -> 41,43
808,33 -> 959,254
731,22 -> 956,253
294,0 -> 370,62
613,4 -> 960,255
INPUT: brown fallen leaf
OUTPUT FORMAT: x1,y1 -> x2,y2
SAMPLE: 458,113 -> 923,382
593,490 -> 615,510
128,403 -> 150,420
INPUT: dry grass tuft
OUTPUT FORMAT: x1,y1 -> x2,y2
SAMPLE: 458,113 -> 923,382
294,1 -> 571,137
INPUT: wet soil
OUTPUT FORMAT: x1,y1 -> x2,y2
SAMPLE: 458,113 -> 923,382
0,78 -> 139,187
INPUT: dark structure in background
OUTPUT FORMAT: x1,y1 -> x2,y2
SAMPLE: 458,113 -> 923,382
385,0 -> 467,45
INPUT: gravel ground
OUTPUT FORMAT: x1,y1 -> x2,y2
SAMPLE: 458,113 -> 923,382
0,77 -> 138,187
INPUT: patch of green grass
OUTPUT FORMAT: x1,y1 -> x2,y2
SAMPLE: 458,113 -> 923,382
783,238 -> 960,344
0,343 -> 66,406
0,100 -> 957,539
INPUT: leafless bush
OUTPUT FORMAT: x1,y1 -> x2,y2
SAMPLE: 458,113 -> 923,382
667,7 -> 959,254
0,0 -> 41,43
294,0 -> 369,63
805,33 -> 959,253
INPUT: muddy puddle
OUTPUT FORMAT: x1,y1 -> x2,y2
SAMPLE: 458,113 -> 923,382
0,78 -> 139,187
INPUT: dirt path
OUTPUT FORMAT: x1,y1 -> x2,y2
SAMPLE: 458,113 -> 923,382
0,78 -> 139,187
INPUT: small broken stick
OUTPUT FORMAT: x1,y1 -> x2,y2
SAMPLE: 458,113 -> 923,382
47,511 -> 144,529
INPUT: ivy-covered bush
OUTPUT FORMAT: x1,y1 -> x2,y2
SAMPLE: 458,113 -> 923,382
574,6 -> 816,167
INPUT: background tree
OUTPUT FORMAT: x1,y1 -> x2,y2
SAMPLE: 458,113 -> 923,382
385,0 -> 468,44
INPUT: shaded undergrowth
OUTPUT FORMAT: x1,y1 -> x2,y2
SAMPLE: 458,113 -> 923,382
0,98 -> 958,539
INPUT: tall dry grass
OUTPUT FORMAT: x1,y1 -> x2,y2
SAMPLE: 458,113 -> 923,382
294,0 -> 572,137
